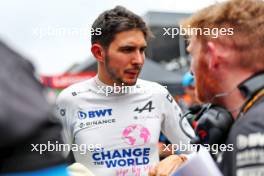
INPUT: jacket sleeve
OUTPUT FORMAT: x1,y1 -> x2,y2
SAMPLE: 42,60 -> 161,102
159,87 -> 195,154
55,90 -> 75,156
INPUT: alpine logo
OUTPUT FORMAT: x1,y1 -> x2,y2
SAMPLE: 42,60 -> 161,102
78,108 -> 112,119
134,101 -> 155,113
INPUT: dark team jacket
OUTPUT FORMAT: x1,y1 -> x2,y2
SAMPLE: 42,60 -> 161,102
0,41 -> 66,173
219,96 -> 264,176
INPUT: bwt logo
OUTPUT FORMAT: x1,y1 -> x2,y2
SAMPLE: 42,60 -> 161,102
78,108 -> 112,119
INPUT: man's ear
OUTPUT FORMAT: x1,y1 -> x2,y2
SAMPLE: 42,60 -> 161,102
207,41 -> 219,70
91,44 -> 105,62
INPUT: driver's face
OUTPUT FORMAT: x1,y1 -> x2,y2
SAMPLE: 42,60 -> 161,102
104,29 -> 147,86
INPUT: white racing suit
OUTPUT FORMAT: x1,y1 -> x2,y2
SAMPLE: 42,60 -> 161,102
56,75 -> 194,176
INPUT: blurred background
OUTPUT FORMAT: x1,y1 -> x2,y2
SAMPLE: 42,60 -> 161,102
0,0 -> 225,101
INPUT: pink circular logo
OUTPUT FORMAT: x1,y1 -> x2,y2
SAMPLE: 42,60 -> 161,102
122,124 -> 151,146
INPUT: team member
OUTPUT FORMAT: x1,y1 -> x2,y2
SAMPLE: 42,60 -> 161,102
149,0 -> 264,175
56,6 -> 193,175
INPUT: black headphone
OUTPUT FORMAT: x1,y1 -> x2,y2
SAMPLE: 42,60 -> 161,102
180,104 -> 233,146
180,71 -> 264,148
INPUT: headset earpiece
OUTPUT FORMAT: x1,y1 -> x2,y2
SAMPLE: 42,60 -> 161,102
191,105 -> 233,146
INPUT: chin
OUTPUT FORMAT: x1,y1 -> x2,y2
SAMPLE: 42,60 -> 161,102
124,81 -> 137,86
196,88 -> 208,103
123,78 -> 138,86
197,94 -> 207,103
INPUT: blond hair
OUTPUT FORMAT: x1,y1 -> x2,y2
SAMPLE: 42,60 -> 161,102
182,0 -> 264,71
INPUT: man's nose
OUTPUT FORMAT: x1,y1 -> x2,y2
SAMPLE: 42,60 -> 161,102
131,50 -> 144,65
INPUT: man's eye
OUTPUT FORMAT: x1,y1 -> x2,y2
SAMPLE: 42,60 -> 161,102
121,47 -> 134,53
140,47 -> 146,53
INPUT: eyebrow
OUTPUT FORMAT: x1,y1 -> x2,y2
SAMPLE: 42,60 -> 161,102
140,45 -> 147,49
119,44 -> 147,49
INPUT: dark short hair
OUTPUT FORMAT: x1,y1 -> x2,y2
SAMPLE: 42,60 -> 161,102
91,6 -> 151,48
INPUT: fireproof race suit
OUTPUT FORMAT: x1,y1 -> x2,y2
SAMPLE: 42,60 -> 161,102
56,75 -> 194,176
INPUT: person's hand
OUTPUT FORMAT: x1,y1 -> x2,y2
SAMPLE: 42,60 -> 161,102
149,155 -> 187,176
68,163 -> 95,176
